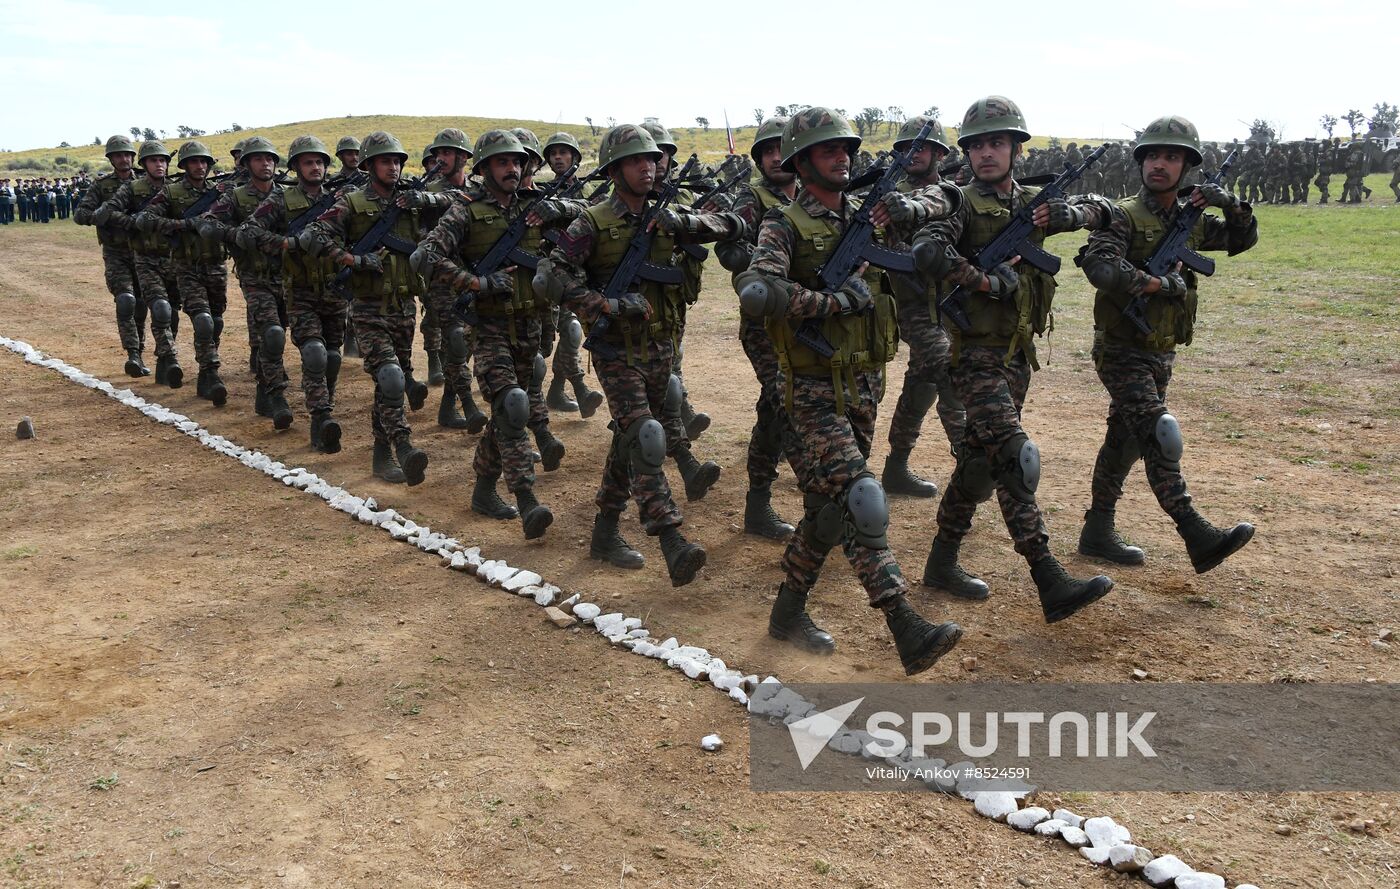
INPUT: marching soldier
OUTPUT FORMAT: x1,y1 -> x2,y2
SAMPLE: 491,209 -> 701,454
1075,115 -> 1257,574
334,135 -> 363,359
734,107 -> 963,675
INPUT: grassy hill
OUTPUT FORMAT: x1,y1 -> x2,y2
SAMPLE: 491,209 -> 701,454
3,113 -> 1110,177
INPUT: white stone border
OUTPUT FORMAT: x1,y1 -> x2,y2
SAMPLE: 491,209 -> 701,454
0,334 -> 1257,889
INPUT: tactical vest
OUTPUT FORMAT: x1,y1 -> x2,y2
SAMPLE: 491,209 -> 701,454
228,183 -> 279,280
889,178 -> 944,317
955,184 -> 1055,368
127,177 -> 168,255
165,180 -> 226,265
461,195 -> 549,340
92,175 -> 129,248
766,199 -> 898,414
581,201 -> 682,363
280,187 -> 339,299
1093,195 -> 1202,352
344,188 -> 421,311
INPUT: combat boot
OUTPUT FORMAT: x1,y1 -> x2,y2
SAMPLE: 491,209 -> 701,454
196,366 -> 210,399
767,582 -> 835,654
921,535 -> 990,600
406,374 -> 428,412
254,382 -> 272,417
514,487 -> 554,540
744,486 -> 795,541
883,597 -> 962,676
882,448 -> 937,498
1031,555 -> 1113,623
658,526 -> 706,588
1174,509 -> 1254,574
681,397 -> 710,440
460,390 -> 488,434
534,428 -> 566,472
269,391 -> 293,431
675,448 -> 721,501
124,349 -> 146,378
372,440 -> 406,484
394,438 -> 428,487
426,349 -> 444,385
316,413 -> 342,454
206,367 -> 227,407
589,512 -> 644,569
571,374 -> 605,419
437,388 -> 469,429
547,375 -> 578,412
158,354 -> 183,389
1078,509 -> 1145,565
471,474 -> 518,520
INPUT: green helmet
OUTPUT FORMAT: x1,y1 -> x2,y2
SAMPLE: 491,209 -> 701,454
335,135 -> 360,155
749,116 -> 788,164
421,146 -> 433,163
104,135 -> 136,157
893,114 -> 950,154
472,129 -> 528,174
176,140 -> 215,169
597,124 -> 662,171
640,121 -> 678,155
358,131 -> 409,169
286,135 -> 331,166
510,128 -> 543,163
1132,115 -> 1202,165
779,106 -> 861,173
238,135 -> 280,165
543,131 -> 582,161
428,127 -> 473,156
137,140 -> 171,163
230,138 -> 246,157
957,95 -> 1032,147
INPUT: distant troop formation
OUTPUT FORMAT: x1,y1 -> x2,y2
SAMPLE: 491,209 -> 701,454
71,98 -> 1264,675
0,175 -> 91,224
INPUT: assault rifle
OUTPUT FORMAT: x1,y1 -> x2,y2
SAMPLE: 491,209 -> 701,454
1120,149 -> 1238,336
178,169 -> 242,221
285,172 -> 367,238
937,144 -> 1107,332
789,119 -> 932,358
560,165 -> 608,200
331,160 -> 444,294
690,157 -> 752,211
582,154 -> 699,359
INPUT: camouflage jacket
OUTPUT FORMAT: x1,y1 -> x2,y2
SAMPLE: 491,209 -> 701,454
202,181 -> 283,284
415,181 -> 542,290
240,182 -> 326,250
730,177 -> 796,246
100,173 -> 172,232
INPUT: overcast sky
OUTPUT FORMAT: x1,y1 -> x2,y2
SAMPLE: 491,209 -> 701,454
1,0 -> 1393,151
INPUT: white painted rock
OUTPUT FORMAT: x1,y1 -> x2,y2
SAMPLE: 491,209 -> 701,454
534,584 -> 561,606
487,562 -> 518,585
1059,826 -> 1090,848
449,552 -> 468,570
1034,819 -> 1068,837
971,792 -> 1020,822
502,570 -> 543,592
572,602 -> 601,623
1081,846 -> 1111,865
1142,855 -> 1190,887
1006,807 -> 1050,831
475,559 -> 497,579
700,734 -> 723,752
1173,874 -> 1225,889
1084,815 -> 1131,849
1108,844 -> 1153,872
1052,808 -> 1085,829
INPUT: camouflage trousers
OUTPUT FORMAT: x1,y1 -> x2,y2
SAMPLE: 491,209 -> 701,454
888,297 -> 965,454
241,282 -> 289,395
175,261 -> 228,370
102,245 -> 145,353
287,287 -> 347,416
420,296 -> 441,354
551,306 -> 584,382
1390,170 -> 1400,200
935,346 -> 1050,563
740,317 -> 805,489
133,252 -> 181,358
593,337 -> 683,535
424,286 -> 474,405
472,314 -> 548,493
782,370 -> 907,608
352,299 -> 418,446
1089,345 -> 1190,520
1314,174 -> 1330,202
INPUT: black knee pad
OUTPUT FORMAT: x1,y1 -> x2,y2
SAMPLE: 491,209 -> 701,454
952,449 -> 996,503
624,417 -> 667,476
213,315 -> 224,340
905,380 -> 938,414
376,362 -> 406,403
149,298 -> 172,327
1100,420 -> 1142,476
115,292 -> 136,321
564,316 -> 582,350
844,472 -> 890,549
325,349 -> 342,381
801,491 -> 844,553
261,324 -> 286,360
1149,412 -> 1183,472
445,325 -> 470,365
664,374 -> 684,420
532,353 -> 547,389
493,386 -> 530,438
192,311 -> 215,341
300,339 -> 327,375
997,433 -> 1041,504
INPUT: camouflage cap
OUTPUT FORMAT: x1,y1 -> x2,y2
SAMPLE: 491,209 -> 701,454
176,140 -> 215,169
357,131 -> 409,169
957,95 -> 1032,147
286,135 -> 332,166
104,135 -> 136,157
779,106 -> 861,173
597,124 -> 662,171
544,131 -> 582,159
750,116 -> 788,163
1133,115 -> 1202,165
137,140 -> 171,163
510,128 -> 544,163
238,135 -> 280,164
640,121 -> 678,155
335,135 -> 361,155
893,115 -> 950,154
428,127 -> 473,156
472,129 -> 528,174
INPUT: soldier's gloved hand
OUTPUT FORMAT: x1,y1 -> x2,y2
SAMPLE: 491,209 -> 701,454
279,236 -> 298,253
983,261 -> 1020,297
395,190 -> 437,210
1193,183 -> 1237,210
830,274 -> 873,315
655,207 -> 695,236
474,270 -> 514,296
452,292 -> 477,323
1042,199 -> 1086,233
603,292 -> 651,318
527,199 -> 566,226
1157,271 -> 1189,298
234,227 -> 257,251
92,203 -> 113,226
540,323 -> 555,358
354,252 -> 384,273
878,191 -> 926,226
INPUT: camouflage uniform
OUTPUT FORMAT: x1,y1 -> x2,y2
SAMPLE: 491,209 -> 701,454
1314,144 -> 1333,203
99,170 -> 183,369
1390,152 -> 1400,202
74,164 -> 149,363
1286,144 -> 1309,203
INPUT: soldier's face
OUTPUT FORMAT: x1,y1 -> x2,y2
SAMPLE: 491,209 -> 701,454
111,152 -> 134,174
370,156 -> 401,187
485,154 -> 524,195
616,154 -> 657,196
906,143 -> 947,177
247,153 -> 276,182
296,155 -> 326,184
1140,148 -> 1186,193
804,142 -> 852,187
757,140 -> 791,184
965,134 -> 1016,183
338,150 -> 360,171
656,150 -> 675,179
431,146 -> 465,176
546,146 -> 576,176
184,158 -> 209,181
142,156 -> 168,180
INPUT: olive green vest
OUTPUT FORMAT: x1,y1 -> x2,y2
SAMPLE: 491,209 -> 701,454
460,196 -> 549,340
228,183 -> 279,280
889,178 -> 944,317
767,199 -> 898,414
581,201 -> 681,363
1093,195 -> 1202,352
127,177 -> 168,255
956,184 -> 1055,368
281,186 -> 338,299
344,188 -> 422,310
166,179 -> 226,265
93,174 -> 129,248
